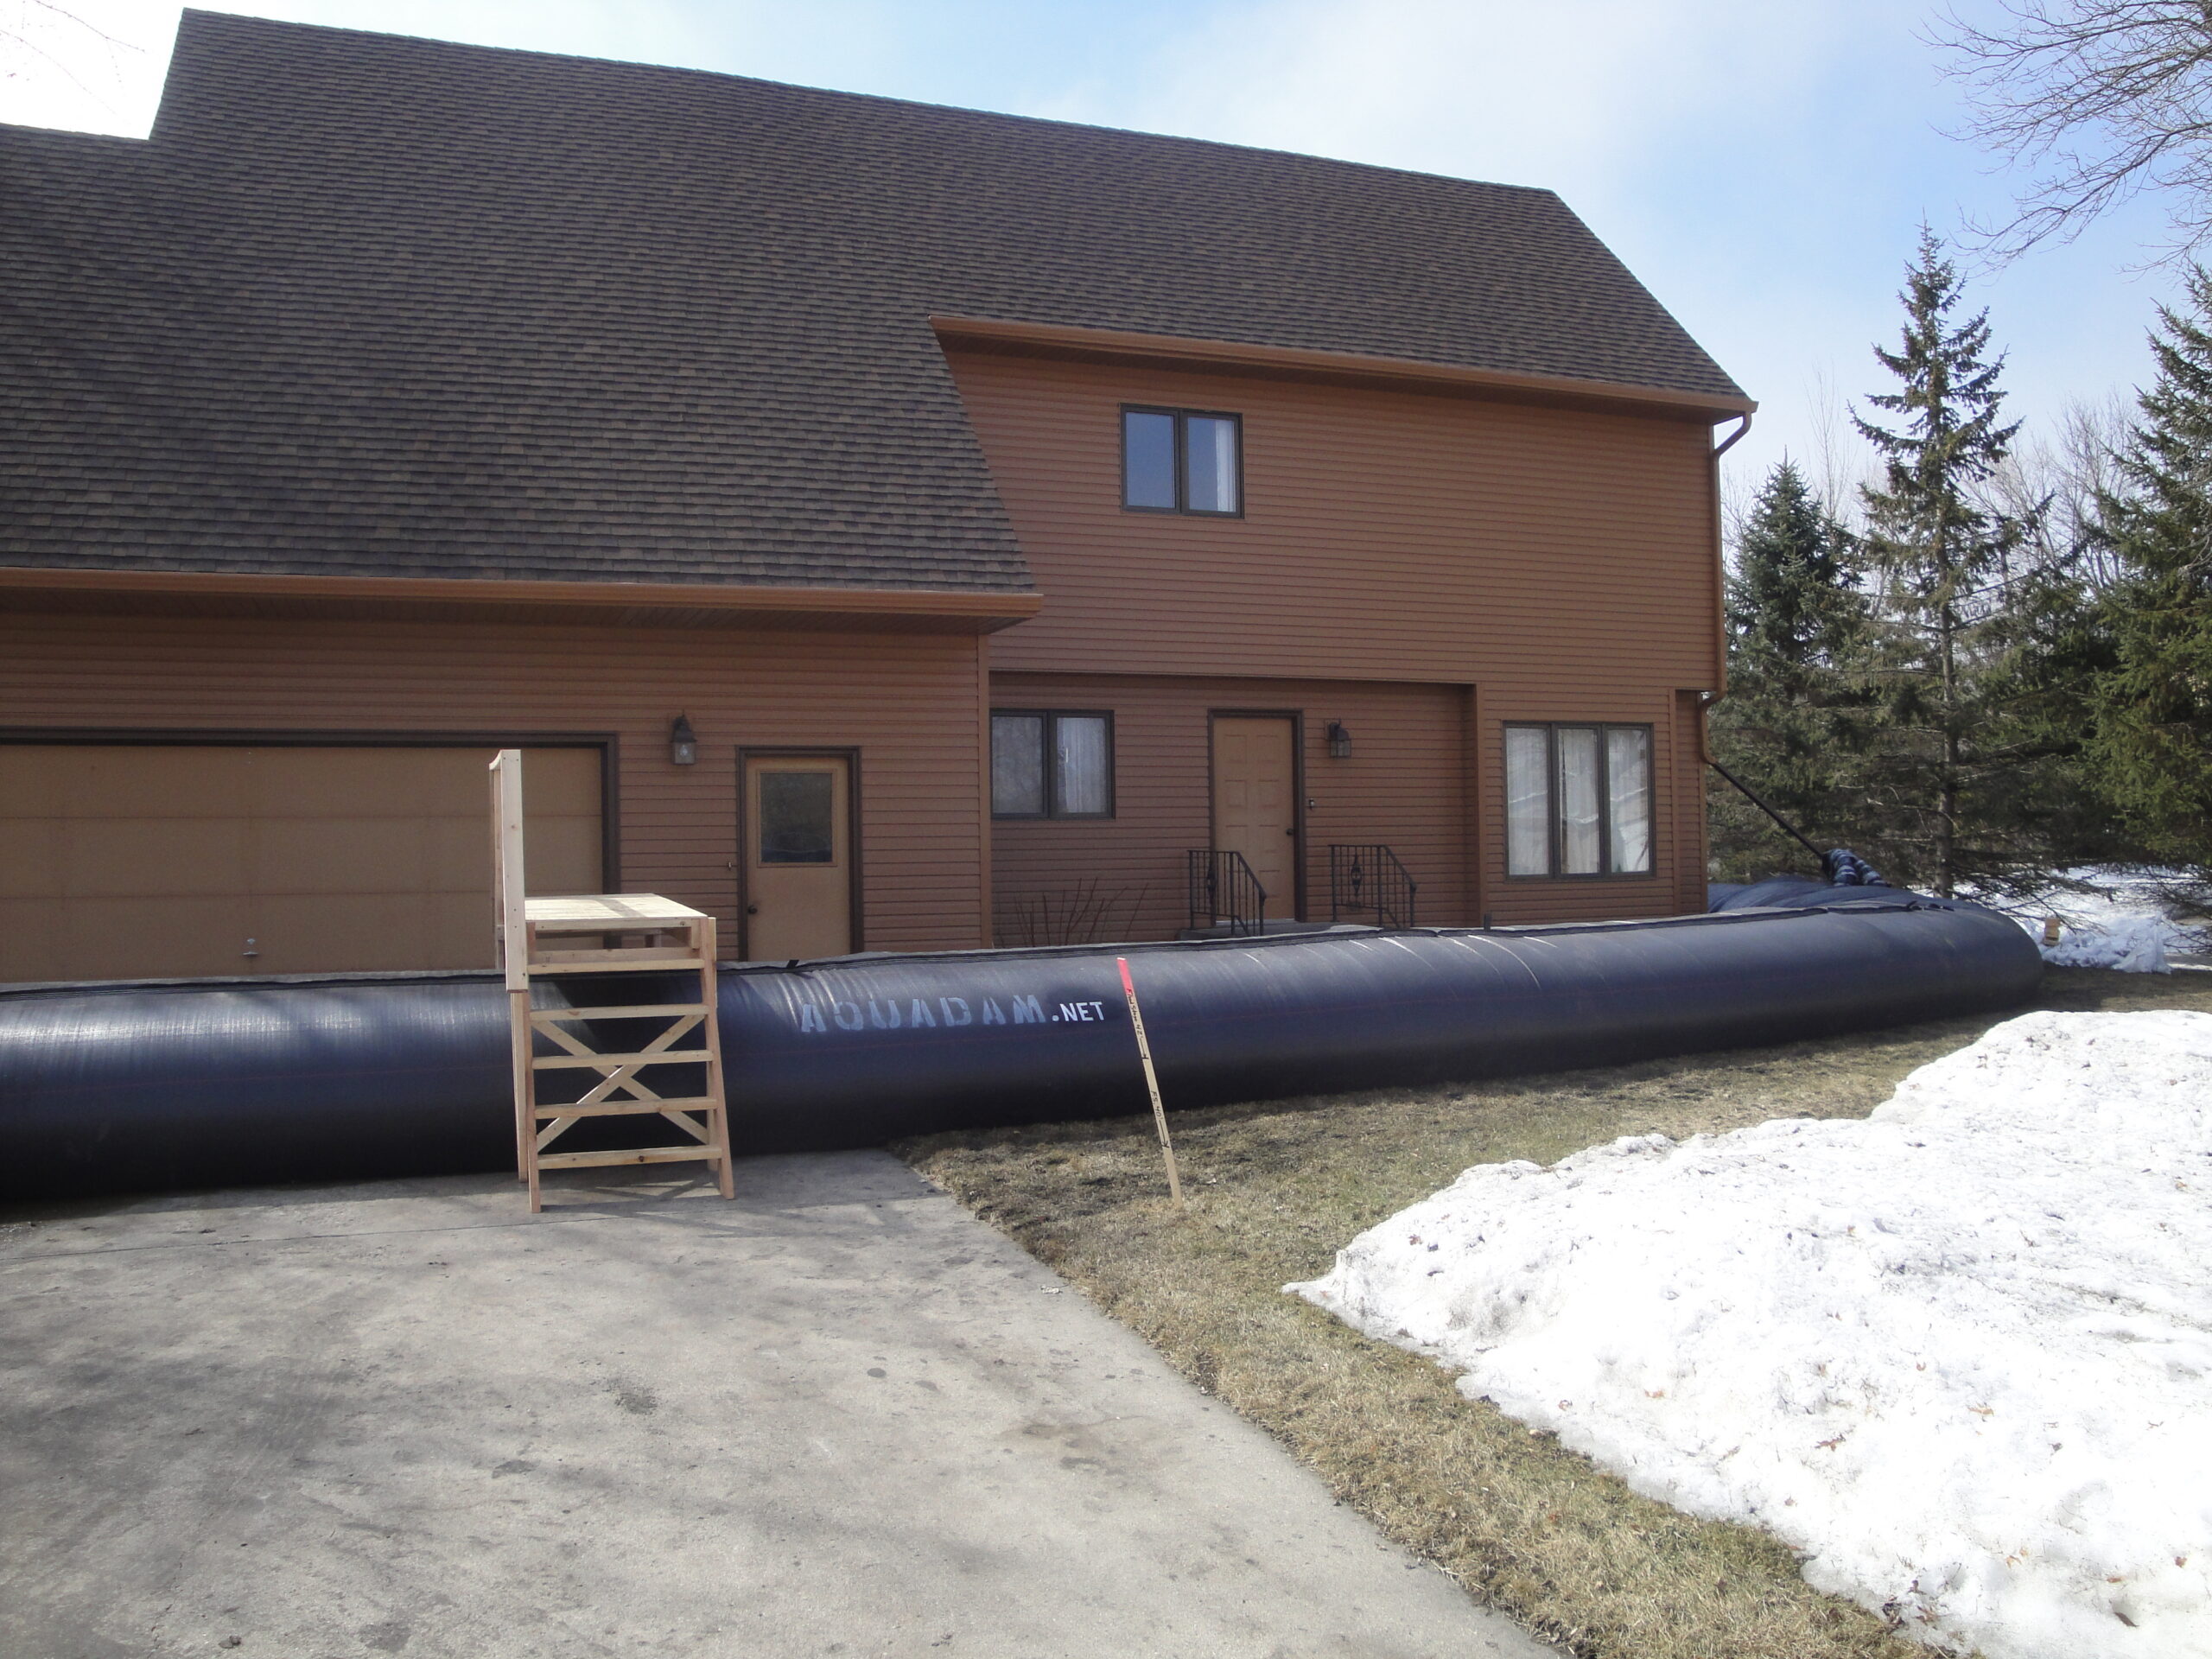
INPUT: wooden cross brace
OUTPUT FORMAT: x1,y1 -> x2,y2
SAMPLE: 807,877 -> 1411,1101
527,1006 -> 717,1155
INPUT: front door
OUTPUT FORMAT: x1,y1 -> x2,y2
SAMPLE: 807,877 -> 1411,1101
742,753 -> 854,961
1211,715 -> 1299,918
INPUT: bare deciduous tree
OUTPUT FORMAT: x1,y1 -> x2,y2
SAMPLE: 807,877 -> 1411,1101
1986,392 -> 2136,588
1806,365 -> 1877,532
1,0 -> 134,102
1936,1 -> 2212,264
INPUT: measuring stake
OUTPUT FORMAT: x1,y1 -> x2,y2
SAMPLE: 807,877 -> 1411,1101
1116,956 -> 1185,1206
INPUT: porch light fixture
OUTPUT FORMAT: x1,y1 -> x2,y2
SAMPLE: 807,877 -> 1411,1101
670,714 -> 699,766
1325,721 -> 1352,760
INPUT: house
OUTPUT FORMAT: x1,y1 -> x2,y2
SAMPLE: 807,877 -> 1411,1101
0,11 -> 1753,983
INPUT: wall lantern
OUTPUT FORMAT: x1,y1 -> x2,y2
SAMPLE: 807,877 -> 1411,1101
670,714 -> 699,766
1325,720 -> 1352,760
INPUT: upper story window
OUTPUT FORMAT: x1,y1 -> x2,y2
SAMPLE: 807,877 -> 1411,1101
1122,407 -> 1242,516
991,709 -> 1114,818
1505,723 -> 1653,878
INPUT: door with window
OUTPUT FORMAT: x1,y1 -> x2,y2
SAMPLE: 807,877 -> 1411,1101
741,753 -> 854,961
1211,715 -> 1300,916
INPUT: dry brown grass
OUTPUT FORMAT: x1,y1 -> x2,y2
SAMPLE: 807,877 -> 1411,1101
899,968 -> 2212,1658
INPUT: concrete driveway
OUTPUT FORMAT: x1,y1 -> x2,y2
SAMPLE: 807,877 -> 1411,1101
0,1152 -> 1543,1659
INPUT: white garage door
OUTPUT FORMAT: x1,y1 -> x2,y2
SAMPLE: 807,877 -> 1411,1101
0,745 -> 604,982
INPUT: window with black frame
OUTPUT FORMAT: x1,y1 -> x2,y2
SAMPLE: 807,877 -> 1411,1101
1504,722 -> 1653,877
991,710 -> 1114,818
1122,407 -> 1241,515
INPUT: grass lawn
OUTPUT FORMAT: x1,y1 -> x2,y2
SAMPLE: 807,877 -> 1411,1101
899,967 -> 2212,1659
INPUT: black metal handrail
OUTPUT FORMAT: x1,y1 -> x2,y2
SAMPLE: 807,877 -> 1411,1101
1328,843 -> 1416,928
1186,849 -> 1267,938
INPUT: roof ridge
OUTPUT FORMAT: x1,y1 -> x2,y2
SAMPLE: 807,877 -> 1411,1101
0,123 -> 151,148
171,9 -> 1562,203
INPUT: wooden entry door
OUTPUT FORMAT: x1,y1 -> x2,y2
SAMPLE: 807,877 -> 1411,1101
1211,715 -> 1300,918
742,753 -> 855,961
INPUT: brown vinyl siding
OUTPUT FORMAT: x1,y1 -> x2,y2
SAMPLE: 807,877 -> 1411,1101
990,673 -> 1473,943
0,340 -> 1724,979
0,613 -> 988,968
958,347 -> 1719,925
947,346 -> 1722,690
1672,690 -> 1714,918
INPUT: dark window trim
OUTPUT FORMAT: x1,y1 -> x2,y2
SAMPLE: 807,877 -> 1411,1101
735,746 -> 864,960
0,725 -> 622,892
990,709 -> 1116,820
1120,405 -> 1245,518
1502,721 -> 1657,881
1206,709 -> 1306,920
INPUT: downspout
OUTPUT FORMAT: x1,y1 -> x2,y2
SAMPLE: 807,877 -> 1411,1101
1693,410 -> 1835,875
1694,411 -> 1753,764
1689,416 -> 1760,911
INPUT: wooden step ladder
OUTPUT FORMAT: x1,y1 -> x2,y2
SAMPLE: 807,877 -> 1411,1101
493,750 -> 735,1212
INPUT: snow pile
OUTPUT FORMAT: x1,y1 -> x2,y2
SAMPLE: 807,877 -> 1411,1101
1290,1012 -> 2212,1658
2039,915 -> 2182,973
1981,866 -> 2211,971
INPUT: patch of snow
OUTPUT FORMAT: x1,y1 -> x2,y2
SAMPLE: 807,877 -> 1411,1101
1288,1012 -> 2212,1659
2039,915 -> 2181,973
1967,866 -> 2211,971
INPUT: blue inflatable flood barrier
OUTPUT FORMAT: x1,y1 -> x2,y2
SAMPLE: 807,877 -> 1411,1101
0,896 -> 2041,1200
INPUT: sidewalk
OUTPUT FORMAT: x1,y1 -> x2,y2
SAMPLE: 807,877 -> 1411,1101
0,1152 -> 1545,1659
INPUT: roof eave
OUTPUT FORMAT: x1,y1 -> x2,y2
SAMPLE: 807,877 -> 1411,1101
931,315 -> 1755,421
0,566 -> 1043,634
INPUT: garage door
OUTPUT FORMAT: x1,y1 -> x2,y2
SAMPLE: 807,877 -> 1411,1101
0,745 -> 604,982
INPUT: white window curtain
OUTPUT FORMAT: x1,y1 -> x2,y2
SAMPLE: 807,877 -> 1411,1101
1186,416 -> 1239,512
990,715 -> 1045,816
1054,716 -> 1110,815
1607,728 -> 1652,874
1505,726 -> 1551,876
1557,726 -> 1602,874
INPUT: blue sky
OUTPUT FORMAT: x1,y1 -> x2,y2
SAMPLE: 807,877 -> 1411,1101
3,0 -> 2189,509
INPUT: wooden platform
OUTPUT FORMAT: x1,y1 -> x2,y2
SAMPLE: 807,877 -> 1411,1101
493,754 -> 734,1211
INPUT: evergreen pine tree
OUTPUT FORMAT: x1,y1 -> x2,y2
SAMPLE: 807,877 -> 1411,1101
1710,460 -> 1868,879
1852,230 -> 2031,895
1973,549 -> 2136,874
2086,266 -> 2212,870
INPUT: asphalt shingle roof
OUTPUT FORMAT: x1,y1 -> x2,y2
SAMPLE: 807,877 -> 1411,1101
0,11 -> 1745,593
